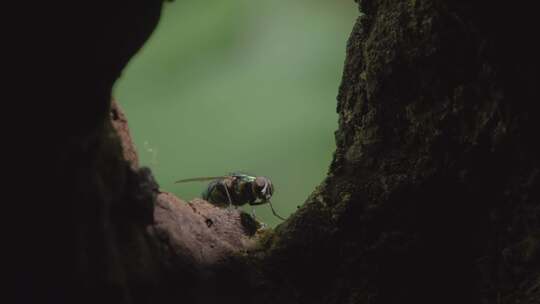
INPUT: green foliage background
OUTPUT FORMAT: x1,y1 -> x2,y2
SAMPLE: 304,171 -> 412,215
114,0 -> 357,227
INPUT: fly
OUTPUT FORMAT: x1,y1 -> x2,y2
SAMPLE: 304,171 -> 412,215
175,173 -> 285,221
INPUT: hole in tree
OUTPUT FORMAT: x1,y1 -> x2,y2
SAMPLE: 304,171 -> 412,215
113,0 -> 357,227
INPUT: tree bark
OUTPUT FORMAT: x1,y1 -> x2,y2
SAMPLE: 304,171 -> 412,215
9,1 -> 539,304
218,1 -> 540,303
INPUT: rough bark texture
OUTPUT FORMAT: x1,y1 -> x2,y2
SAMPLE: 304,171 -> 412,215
111,100 -> 140,169
10,1 -> 256,303
10,0 -> 539,304
237,1 -> 540,304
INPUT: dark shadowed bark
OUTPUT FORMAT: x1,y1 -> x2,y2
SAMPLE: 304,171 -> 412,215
8,1 -> 539,304
234,1 -> 540,303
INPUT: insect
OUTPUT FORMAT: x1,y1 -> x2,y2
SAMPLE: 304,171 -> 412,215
175,173 -> 286,221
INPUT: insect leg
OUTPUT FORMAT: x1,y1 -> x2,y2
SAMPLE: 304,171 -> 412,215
221,181 -> 233,208
268,201 -> 286,221
248,200 -> 286,221
251,206 -> 256,219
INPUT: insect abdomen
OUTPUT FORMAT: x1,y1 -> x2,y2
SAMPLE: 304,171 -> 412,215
202,179 -> 234,207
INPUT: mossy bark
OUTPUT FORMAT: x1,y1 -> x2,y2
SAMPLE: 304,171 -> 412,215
229,1 -> 540,304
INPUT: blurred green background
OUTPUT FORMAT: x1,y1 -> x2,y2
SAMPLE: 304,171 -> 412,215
114,0 -> 358,227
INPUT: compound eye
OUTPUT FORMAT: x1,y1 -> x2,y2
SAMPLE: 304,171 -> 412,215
254,177 -> 266,188
255,177 -> 272,200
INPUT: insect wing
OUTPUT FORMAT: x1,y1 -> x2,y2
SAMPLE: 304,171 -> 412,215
174,176 -> 229,183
